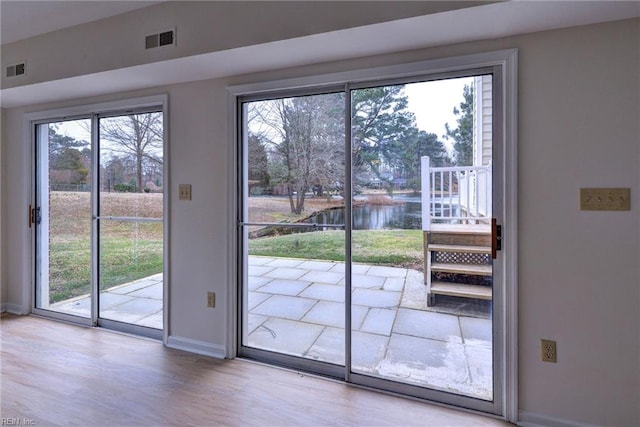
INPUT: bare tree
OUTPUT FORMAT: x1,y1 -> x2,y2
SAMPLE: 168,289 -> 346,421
248,94 -> 344,214
99,113 -> 163,192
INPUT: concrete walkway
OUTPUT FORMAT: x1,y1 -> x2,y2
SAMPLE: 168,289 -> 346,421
52,256 -> 492,400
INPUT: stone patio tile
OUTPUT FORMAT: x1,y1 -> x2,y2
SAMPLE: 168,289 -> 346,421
127,283 -> 163,300
248,276 -> 272,290
305,326 -> 345,365
248,265 -> 276,277
460,316 -> 492,347
251,295 -> 317,320
248,318 -> 324,357
367,265 -> 408,278
136,312 -> 163,329
302,300 -> 366,329
299,270 -> 344,285
299,283 -> 345,303
265,258 -> 306,268
247,313 -> 269,335
352,288 -> 401,308
377,334 -> 469,390
329,263 -> 370,275
51,297 -> 91,317
399,269 -> 429,311
359,308 -> 397,336
351,331 -> 389,374
464,344 -> 493,399
99,293 -> 138,310
297,260 -> 337,271
383,277 -> 405,292
263,267 -> 307,280
100,298 -> 163,323
248,256 -> 271,266
349,274 -> 386,289
255,279 -> 311,296
247,292 -> 271,310
109,277 -> 161,294
393,308 -> 462,344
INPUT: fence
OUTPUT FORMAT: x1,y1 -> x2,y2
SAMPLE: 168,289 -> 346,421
420,156 -> 491,231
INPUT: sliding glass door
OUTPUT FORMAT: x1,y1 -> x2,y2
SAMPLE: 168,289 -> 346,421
34,118 -> 92,317
239,91 -> 347,374
34,107 -> 165,337
238,70 -> 503,413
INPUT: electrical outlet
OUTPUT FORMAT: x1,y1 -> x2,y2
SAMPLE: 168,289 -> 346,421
179,184 -> 192,200
207,291 -> 215,308
580,188 -> 630,211
541,339 -> 557,363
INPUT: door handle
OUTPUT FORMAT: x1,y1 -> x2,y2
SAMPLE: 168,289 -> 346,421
491,218 -> 502,259
28,205 -> 41,228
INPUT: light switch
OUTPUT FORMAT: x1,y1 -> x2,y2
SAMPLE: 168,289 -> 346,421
179,184 -> 192,200
580,188 -> 630,211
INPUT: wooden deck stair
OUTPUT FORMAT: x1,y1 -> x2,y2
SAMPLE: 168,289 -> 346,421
425,224 -> 493,306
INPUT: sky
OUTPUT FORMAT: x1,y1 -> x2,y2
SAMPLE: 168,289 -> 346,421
403,77 -> 472,153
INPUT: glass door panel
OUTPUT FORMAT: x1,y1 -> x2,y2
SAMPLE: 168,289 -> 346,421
97,113 -> 164,329
240,92 -> 346,367
350,76 -> 494,401
35,119 -> 92,318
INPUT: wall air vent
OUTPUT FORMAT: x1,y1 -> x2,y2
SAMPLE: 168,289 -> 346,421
145,28 -> 176,50
6,62 -> 25,78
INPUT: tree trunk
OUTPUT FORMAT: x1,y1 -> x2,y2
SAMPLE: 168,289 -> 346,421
136,152 -> 143,192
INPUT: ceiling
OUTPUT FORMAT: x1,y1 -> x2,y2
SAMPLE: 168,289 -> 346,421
0,1 -> 164,45
1,1 -> 638,108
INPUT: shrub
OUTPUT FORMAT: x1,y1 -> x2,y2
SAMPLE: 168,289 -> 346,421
113,183 -> 135,192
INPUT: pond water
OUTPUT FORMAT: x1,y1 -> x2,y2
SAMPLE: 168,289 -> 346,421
303,194 -> 460,231
305,200 -> 421,230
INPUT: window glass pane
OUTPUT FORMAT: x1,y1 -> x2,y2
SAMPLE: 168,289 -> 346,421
242,92 -> 347,365
350,76 -> 494,401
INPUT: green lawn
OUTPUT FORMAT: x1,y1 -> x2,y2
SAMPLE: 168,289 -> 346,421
47,192 -> 165,304
248,229 -> 424,271
49,236 -> 163,303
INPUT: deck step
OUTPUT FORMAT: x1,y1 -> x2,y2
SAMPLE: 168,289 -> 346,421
431,263 -> 492,276
428,244 -> 491,254
429,224 -> 491,234
430,281 -> 492,300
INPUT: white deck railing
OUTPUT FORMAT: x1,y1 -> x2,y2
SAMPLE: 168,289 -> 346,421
421,156 -> 491,231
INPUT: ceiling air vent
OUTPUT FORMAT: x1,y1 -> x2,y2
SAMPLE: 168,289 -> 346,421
145,29 -> 176,50
6,62 -> 25,78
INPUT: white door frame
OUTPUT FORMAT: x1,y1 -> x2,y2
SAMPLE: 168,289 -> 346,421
228,49 -> 518,421
26,94 -> 171,343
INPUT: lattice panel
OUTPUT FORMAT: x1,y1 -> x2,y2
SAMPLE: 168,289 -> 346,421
433,272 -> 493,286
433,252 -> 490,265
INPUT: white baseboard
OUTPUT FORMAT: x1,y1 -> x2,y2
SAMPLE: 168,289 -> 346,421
518,410 -> 596,427
166,335 -> 226,359
1,303 -> 25,315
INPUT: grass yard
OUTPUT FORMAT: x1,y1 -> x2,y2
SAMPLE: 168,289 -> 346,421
47,192 -> 421,304
48,191 -> 164,303
248,229 -> 424,271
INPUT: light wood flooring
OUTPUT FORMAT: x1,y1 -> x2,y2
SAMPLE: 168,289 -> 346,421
1,314 -> 511,426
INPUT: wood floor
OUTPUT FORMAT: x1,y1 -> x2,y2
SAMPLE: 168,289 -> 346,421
1,314 -> 511,426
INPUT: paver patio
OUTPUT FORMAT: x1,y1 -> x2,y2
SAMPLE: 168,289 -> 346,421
51,256 -> 492,400
246,256 -> 493,400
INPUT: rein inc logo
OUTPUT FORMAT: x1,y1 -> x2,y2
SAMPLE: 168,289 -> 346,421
1,419 -> 35,426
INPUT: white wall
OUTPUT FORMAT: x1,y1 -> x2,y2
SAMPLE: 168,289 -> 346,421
0,108 -> 4,307
0,1 -> 471,90
1,17 -> 638,427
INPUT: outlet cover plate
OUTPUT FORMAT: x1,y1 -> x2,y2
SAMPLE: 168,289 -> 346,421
541,339 -> 557,363
580,188 -> 630,211
179,184 -> 192,200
